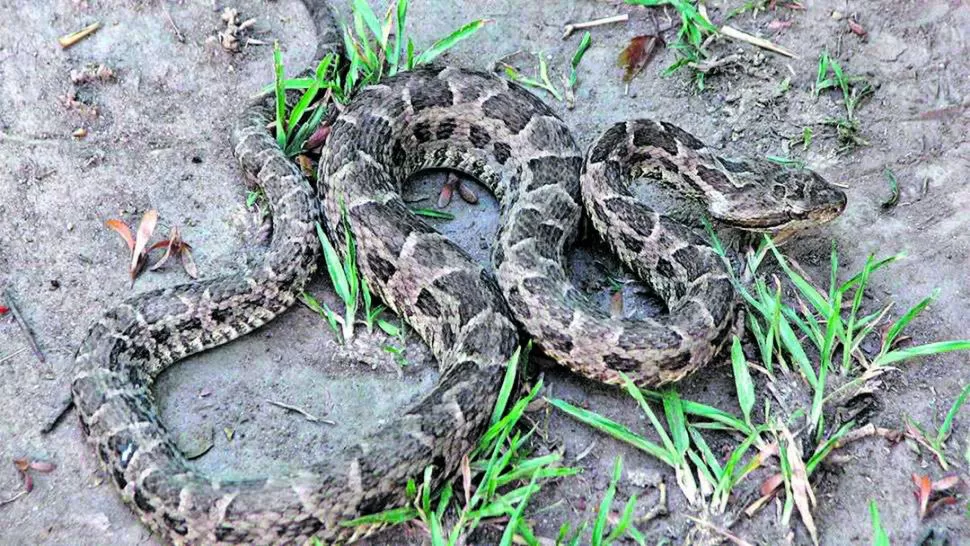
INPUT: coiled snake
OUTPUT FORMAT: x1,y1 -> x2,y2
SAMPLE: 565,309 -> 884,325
71,2 -> 846,543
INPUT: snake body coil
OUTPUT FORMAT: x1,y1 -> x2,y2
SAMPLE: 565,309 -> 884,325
71,2 -> 846,543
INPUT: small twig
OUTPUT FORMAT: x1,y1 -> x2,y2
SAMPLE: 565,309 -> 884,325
639,482 -> 668,523
0,347 -> 27,365
720,25 -> 798,58
40,394 -> 75,434
562,14 -> 629,39
0,490 -> 28,506
265,399 -> 335,425
573,439 -> 598,462
697,5 -> 798,59
685,514 -> 755,546
58,22 -> 101,49
3,289 -> 45,363
163,9 -> 185,43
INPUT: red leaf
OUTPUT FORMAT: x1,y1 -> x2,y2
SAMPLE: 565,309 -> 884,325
913,473 -> 932,520
23,473 -> 32,493
105,219 -> 135,251
0,305 -> 8,316
760,473 -> 784,497
305,123 -> 331,151
926,496 -> 959,516
617,35 -> 664,82
28,461 -> 55,473
768,19 -> 793,31
131,209 -> 158,278
848,19 -> 866,37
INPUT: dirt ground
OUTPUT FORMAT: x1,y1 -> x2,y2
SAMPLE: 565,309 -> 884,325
1,0 -> 969,544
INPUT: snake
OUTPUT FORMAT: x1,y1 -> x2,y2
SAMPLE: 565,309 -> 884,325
70,1 -> 847,544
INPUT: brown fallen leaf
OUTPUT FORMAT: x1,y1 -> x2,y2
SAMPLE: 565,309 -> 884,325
617,35 -> 664,82
456,180 -> 479,204
149,226 -> 198,279
781,426 -> 818,545
438,174 -> 458,208
767,19 -> 793,31
106,209 -> 160,283
913,473 -> 932,519
12,457 -> 56,494
847,19 -> 866,37
305,123 -> 331,151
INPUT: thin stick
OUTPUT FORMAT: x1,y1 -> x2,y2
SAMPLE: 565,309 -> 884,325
163,9 -> 185,43
0,347 -> 27,365
3,289 -> 45,363
0,490 -> 28,506
697,5 -> 798,59
685,514 -> 755,546
265,399 -> 335,425
562,14 -> 629,39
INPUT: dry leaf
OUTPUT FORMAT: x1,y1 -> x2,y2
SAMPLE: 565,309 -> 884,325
760,473 -> 784,496
305,123 -> 331,151
767,19 -> 793,31
847,19 -> 866,37
180,247 -> 199,279
782,426 -> 818,545
931,475 -> 961,492
913,473 -> 932,520
130,209 -> 159,279
617,35 -> 663,82
106,219 -> 135,250
456,180 -> 479,204
149,226 -> 198,279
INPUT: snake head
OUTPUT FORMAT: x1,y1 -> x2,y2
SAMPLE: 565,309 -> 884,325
711,161 -> 847,232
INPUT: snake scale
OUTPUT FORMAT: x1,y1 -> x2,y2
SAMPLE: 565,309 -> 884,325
71,1 -> 846,544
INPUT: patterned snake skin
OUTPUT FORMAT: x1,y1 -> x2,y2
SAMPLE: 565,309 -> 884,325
71,1 -> 847,544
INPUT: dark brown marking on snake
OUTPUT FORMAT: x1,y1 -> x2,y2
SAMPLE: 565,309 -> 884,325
660,121 -> 706,150
468,124 -> 491,148
695,163 -> 733,192
435,117 -> 457,140
408,76 -> 453,112
587,123 -> 627,163
632,121 -> 678,155
603,197 -> 656,237
492,141 -> 511,164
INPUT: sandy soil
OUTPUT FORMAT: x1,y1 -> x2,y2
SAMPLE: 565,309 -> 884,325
1,0 -> 968,544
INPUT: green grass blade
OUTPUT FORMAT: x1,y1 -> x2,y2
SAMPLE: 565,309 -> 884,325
273,41 -> 287,148
767,237 -> 831,316
352,0 -> 384,45
884,289 -> 939,350
661,389 -> 690,457
620,374 -> 679,461
546,398 -> 676,467
491,346 -> 522,425
340,505 -> 419,527
591,457 -> 622,546
412,208 -> 455,220
414,19 -> 489,65
936,383 -> 970,445
604,493 -> 638,543
874,340 -> 970,367
316,222 -> 351,303
730,336 -> 755,425
568,31 -> 592,89
869,499 -> 890,546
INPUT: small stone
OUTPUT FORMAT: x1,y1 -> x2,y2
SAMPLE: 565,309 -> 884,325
831,10 -> 843,20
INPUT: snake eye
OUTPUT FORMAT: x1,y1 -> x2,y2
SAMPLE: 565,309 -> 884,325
771,184 -> 787,199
